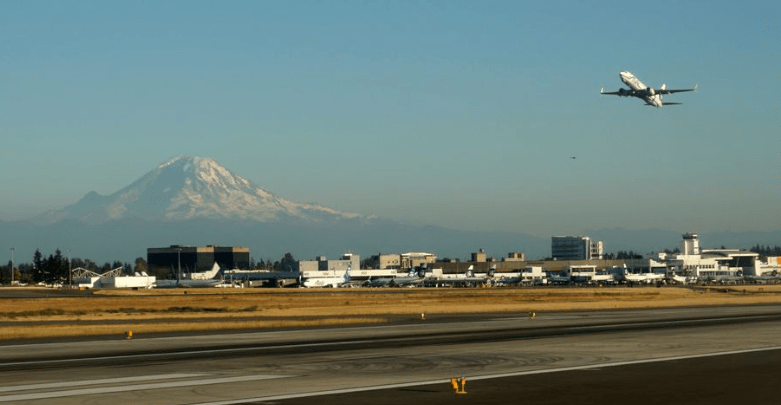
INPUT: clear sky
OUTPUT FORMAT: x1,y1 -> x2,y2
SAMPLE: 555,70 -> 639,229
1,0 -> 779,238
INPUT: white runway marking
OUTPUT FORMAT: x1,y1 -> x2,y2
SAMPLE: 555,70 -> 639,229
0,374 -> 292,402
190,345 -> 781,405
0,373 -> 204,393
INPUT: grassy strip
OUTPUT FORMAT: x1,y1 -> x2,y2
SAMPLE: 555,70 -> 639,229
1,286 -> 780,340
0,317 -> 389,340
1,305 -> 259,320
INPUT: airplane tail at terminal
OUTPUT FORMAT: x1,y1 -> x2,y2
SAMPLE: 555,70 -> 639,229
343,264 -> 352,284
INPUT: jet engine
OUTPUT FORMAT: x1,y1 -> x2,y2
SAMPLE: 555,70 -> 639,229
618,88 -> 626,96
647,87 -> 655,96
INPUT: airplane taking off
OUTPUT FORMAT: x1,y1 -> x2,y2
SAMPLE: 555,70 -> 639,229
601,71 -> 696,107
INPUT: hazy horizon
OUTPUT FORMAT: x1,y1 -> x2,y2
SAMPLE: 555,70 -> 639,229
1,1 -> 779,240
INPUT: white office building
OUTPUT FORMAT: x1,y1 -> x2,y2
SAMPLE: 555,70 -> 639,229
551,235 -> 604,260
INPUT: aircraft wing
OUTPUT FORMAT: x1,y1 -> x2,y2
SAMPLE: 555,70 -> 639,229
645,101 -> 683,106
600,88 -> 625,95
602,84 -> 696,96
656,87 -> 696,95
600,88 -> 642,97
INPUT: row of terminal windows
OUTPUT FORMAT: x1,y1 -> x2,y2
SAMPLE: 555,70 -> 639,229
684,264 -> 716,270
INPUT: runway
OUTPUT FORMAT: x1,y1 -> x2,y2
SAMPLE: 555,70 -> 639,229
1,305 -> 780,404
255,348 -> 781,405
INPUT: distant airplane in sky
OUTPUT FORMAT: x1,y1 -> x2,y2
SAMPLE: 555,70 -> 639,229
601,71 -> 696,107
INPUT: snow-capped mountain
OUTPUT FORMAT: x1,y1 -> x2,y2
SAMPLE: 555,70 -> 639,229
34,156 -> 360,225
11,155 -> 552,263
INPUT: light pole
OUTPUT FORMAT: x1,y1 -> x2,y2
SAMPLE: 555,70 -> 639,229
177,248 -> 182,283
67,249 -> 71,287
10,247 -> 15,286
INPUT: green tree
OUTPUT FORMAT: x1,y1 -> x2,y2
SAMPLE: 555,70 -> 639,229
134,257 -> 148,274
52,249 -> 68,282
279,253 -> 296,271
32,249 -> 43,282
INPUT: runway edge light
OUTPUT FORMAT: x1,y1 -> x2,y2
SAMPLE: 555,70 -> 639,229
450,376 -> 467,395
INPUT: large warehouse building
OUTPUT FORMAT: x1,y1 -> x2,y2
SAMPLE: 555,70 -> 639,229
147,245 -> 250,276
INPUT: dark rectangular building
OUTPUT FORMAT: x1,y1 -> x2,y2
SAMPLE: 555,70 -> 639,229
147,245 -> 250,276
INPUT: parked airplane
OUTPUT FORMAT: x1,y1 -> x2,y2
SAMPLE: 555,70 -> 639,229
546,271 -> 572,285
301,265 -> 352,288
669,274 -> 696,285
367,266 -> 427,287
744,274 -> 781,284
624,272 -> 665,284
601,71 -> 696,107
155,262 -> 222,288
495,266 -> 546,286
431,265 -> 495,287
494,271 -> 523,286
704,273 -> 744,284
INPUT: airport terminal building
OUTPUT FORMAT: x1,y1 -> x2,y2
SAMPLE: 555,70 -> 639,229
147,245 -> 250,276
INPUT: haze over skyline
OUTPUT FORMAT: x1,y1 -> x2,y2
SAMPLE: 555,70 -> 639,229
2,1 -> 779,239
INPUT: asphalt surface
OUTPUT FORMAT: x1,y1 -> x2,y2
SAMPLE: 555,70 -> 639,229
1,305 -> 780,404
259,348 -> 781,405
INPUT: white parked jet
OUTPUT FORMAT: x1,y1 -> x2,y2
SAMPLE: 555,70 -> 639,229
155,262 -> 223,288
431,265 -> 495,287
601,71 -> 696,107
367,267 -> 426,287
301,265 -> 352,288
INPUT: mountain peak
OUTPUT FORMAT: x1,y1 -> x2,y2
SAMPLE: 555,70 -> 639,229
35,156 -> 360,225
159,155 -> 218,170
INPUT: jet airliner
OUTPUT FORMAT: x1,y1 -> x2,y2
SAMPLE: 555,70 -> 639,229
601,71 -> 696,107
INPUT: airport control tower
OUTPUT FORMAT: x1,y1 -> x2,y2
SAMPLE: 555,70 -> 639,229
681,233 -> 701,256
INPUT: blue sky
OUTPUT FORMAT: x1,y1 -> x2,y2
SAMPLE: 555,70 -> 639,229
1,0 -> 779,238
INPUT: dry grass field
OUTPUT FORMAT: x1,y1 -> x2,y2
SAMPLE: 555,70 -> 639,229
1,285 -> 781,340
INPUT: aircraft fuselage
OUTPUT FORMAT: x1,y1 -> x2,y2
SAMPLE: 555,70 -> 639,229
619,71 -> 663,107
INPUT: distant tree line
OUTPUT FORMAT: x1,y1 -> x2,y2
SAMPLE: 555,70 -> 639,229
3,250 -> 308,285
1,248 -> 137,285
603,251 -> 644,260
248,253 -> 297,271
750,245 -> 781,260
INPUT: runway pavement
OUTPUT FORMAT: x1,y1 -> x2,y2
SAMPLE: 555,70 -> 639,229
1,305 -> 780,404
254,348 -> 781,405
